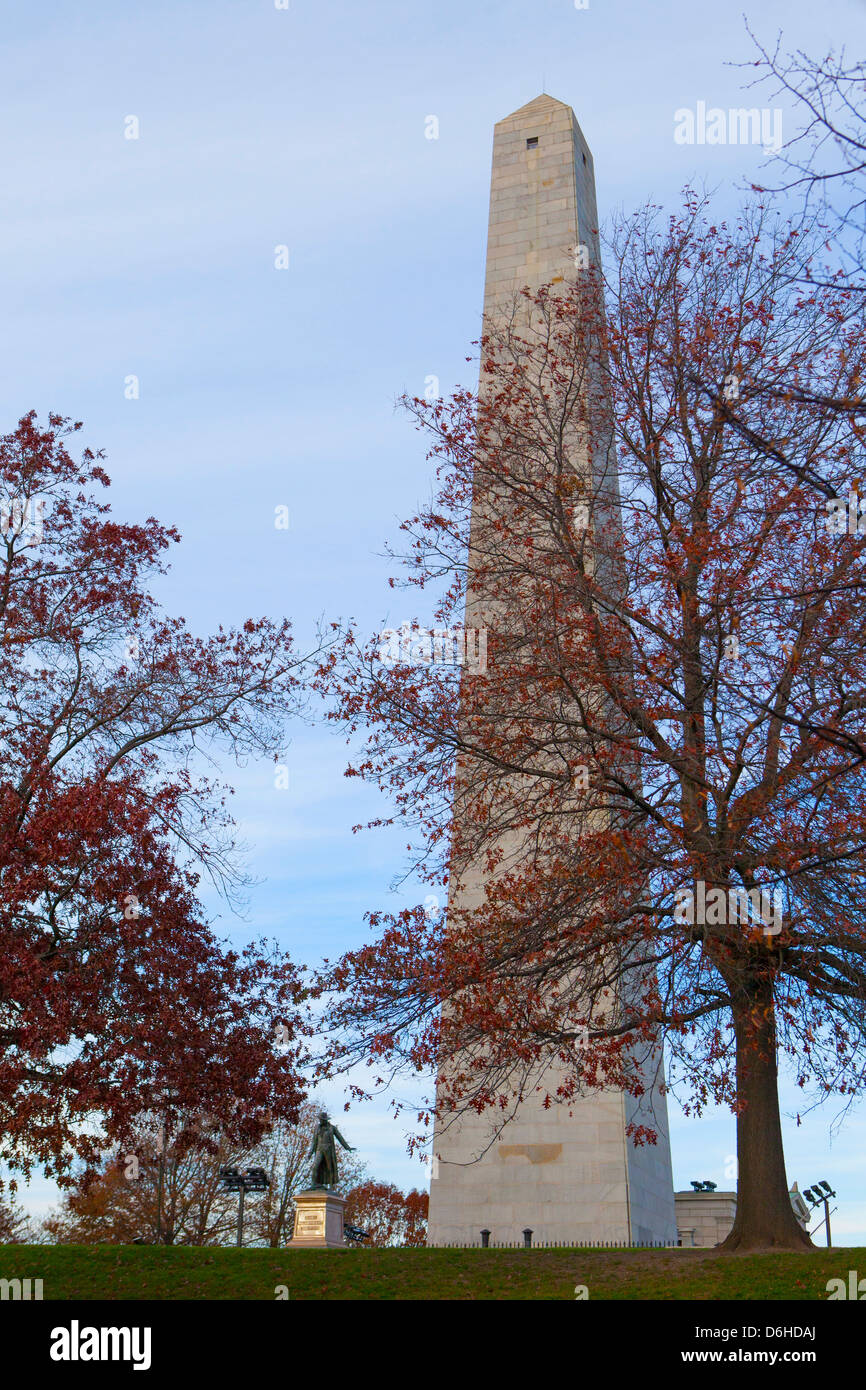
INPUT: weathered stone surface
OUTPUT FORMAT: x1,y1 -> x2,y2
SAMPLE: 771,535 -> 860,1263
674,1191 -> 738,1248
426,95 -> 678,1249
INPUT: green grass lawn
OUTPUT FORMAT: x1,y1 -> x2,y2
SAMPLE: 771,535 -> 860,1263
0,1244 -> 861,1300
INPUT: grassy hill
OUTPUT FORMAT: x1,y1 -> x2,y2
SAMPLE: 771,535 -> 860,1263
0,1243 -> 860,1300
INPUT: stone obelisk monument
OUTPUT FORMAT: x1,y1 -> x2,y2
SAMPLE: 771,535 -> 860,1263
426,96 -> 677,1247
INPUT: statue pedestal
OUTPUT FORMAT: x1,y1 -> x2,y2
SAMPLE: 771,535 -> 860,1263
289,1189 -> 347,1248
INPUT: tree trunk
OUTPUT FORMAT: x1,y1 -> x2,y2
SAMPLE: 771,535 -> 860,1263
719,979 -> 812,1252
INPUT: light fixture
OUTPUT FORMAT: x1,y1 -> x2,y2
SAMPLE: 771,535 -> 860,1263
803,1179 -> 837,1247
219,1165 -> 271,1246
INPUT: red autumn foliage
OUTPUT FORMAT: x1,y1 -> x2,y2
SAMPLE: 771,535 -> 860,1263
318,194 -> 866,1249
344,1179 -> 428,1247
0,412 -> 315,1182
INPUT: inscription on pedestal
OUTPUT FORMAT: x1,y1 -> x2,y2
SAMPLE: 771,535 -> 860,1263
298,1211 -> 325,1235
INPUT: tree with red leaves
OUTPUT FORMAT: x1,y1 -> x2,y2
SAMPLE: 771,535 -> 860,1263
0,412 -> 315,1186
344,1179 -> 428,1247
319,194 -> 866,1250
41,1130 -> 245,1246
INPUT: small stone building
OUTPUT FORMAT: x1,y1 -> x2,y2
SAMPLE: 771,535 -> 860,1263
675,1189 -> 738,1247
675,1183 -> 811,1246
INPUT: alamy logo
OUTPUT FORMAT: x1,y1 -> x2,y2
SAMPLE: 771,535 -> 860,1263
49,1320 -> 152,1371
825,493 -> 866,535
379,622 -> 487,672
673,102 -> 783,153
674,882 -> 782,936
827,1271 -> 866,1299
0,1277 -> 43,1300
0,496 -> 44,546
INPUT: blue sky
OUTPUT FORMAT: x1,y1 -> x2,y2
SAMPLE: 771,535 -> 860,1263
2,0 -> 865,1241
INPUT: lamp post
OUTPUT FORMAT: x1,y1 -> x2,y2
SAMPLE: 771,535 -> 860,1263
152,1094 -> 179,1245
219,1166 -> 271,1247
155,1121 -> 165,1246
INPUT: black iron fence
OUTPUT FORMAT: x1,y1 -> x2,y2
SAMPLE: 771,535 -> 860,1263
429,1238 -> 679,1249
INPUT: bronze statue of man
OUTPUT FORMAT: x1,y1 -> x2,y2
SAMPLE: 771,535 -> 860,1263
307,1112 -> 355,1189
